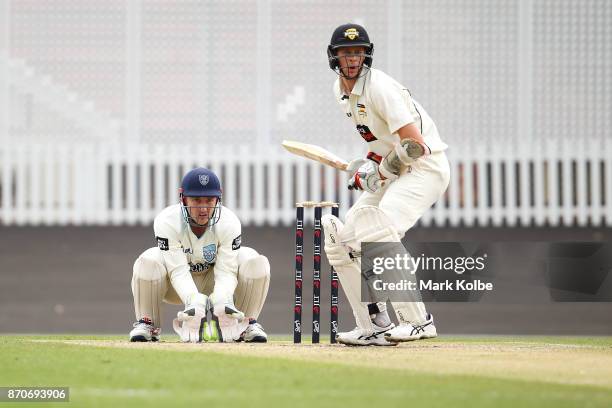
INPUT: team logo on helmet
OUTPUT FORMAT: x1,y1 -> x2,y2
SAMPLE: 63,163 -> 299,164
344,28 -> 359,40
198,174 -> 209,186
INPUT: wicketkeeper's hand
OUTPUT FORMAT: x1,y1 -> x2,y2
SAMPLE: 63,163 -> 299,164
210,293 -> 245,326
172,293 -> 209,343
209,293 -> 247,342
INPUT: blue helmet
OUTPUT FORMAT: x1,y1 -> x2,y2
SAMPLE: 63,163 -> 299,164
179,167 -> 223,227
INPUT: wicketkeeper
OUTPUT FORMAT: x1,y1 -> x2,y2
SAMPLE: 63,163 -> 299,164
129,167 -> 270,343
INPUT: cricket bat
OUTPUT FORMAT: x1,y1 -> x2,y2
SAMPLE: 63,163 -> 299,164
282,140 -> 349,171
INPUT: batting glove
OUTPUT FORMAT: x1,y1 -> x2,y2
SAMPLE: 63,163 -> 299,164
347,158 -> 397,193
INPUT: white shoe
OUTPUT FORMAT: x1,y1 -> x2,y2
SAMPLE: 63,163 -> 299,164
240,321 -> 268,343
384,314 -> 437,343
129,317 -> 160,342
336,322 -> 397,346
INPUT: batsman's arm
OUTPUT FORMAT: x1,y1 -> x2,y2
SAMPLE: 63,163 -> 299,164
396,122 -> 429,153
379,124 -> 431,179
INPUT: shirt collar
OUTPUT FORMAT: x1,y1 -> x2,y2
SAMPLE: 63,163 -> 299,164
350,69 -> 369,96
339,69 -> 369,99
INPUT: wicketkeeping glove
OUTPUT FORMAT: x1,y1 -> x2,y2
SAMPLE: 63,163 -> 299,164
210,293 -> 247,342
172,293 -> 210,343
211,295 -> 245,324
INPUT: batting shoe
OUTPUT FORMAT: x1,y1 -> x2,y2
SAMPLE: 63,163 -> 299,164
336,322 -> 397,346
129,317 -> 161,342
384,314 -> 437,343
240,320 -> 268,343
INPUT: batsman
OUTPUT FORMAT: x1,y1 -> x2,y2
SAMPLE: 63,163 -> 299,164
323,23 -> 450,345
129,167 -> 270,343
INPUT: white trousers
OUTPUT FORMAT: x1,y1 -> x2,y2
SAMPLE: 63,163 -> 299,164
131,246 -> 270,327
347,151 -> 450,238
340,151 -> 450,326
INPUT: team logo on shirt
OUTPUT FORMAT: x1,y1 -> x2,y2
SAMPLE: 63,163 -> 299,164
190,263 -> 211,273
356,124 -> 377,142
344,28 -> 359,40
357,103 -> 367,118
232,235 -> 242,250
202,244 -> 217,263
156,236 -> 169,251
199,175 -> 209,186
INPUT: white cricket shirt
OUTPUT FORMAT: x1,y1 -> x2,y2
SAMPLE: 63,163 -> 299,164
333,68 -> 448,161
153,203 -> 242,299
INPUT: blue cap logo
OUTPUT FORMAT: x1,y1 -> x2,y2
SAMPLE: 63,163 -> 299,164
199,174 -> 209,186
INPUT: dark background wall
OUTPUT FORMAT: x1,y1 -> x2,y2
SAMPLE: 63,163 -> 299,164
0,225 -> 611,336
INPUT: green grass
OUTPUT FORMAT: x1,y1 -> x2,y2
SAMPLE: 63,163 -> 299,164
0,335 -> 611,408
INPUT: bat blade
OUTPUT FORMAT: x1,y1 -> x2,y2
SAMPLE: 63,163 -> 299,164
282,140 -> 349,171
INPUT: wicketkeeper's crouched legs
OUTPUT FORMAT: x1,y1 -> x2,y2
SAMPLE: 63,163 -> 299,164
234,246 -> 270,320
132,245 -> 269,341
131,247 -> 168,327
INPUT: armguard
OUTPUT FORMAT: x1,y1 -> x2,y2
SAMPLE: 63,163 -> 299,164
380,138 -> 427,177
